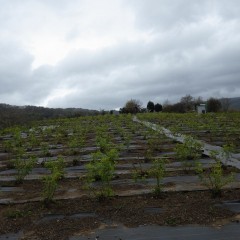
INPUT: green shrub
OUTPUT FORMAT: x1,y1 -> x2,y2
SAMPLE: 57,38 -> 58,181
132,161 -> 148,183
13,155 -> 36,184
86,150 -> 116,198
148,158 -> 166,195
220,143 -> 235,165
195,151 -> 235,197
42,156 -> 65,205
175,136 -> 203,173
40,142 -> 51,159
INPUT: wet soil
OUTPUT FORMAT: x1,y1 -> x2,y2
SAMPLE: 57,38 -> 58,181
0,190 -> 240,240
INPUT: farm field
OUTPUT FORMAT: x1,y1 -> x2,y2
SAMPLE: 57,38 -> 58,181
137,112 -> 240,153
0,113 -> 240,239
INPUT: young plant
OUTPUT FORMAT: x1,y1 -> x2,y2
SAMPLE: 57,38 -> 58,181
67,136 -> 79,155
148,158 -> 166,195
13,155 -> 36,184
27,131 -> 39,150
3,140 -> 13,153
12,128 -> 23,148
175,136 -> 203,173
42,156 -> 65,205
147,136 -> 162,152
86,151 -> 116,199
195,151 -> 235,198
96,136 -> 111,153
144,148 -> 154,162
3,140 -> 14,160
4,209 -> 32,219
123,132 -> 131,151
220,143 -> 235,166
132,160 -> 148,183
106,149 -> 119,162
40,142 -> 51,161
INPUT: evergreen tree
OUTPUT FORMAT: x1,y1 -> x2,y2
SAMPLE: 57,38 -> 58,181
154,103 -> 163,112
147,101 -> 155,112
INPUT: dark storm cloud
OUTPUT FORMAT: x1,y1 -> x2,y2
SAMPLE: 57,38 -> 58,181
0,0 -> 240,109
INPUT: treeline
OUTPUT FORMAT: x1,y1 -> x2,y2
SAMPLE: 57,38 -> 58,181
163,96 -> 226,113
120,95 -> 232,114
0,103 -> 99,129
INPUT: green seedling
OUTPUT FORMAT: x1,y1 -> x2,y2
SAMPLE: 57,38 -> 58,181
220,143 -> 235,166
195,151 -> 235,197
148,158 -> 166,195
175,136 -> 203,173
86,150 -> 116,199
132,161 -> 148,183
13,155 -> 36,184
4,209 -> 32,219
40,142 -> 51,159
42,156 -> 65,205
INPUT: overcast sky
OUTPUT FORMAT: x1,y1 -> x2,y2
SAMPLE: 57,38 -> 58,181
1,0 -> 240,110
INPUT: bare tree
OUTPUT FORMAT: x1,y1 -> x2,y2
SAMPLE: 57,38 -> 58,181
207,98 -> 222,112
122,99 -> 142,114
221,98 -> 231,112
180,94 -> 194,112
163,99 -> 170,108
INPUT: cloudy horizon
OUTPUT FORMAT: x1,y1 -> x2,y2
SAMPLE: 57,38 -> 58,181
1,0 -> 240,110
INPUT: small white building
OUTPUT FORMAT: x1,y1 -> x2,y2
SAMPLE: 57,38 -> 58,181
197,104 -> 206,114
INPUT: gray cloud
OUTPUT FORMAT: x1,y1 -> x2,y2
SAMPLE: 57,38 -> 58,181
0,0 -> 240,110
0,40 -> 33,93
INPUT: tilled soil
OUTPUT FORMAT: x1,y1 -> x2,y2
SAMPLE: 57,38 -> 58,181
0,189 -> 239,240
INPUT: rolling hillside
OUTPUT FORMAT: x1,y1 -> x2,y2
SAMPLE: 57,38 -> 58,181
0,104 -> 99,129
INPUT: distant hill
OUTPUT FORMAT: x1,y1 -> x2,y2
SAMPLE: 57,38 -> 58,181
0,103 -> 99,129
228,97 -> 240,110
220,97 -> 240,111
